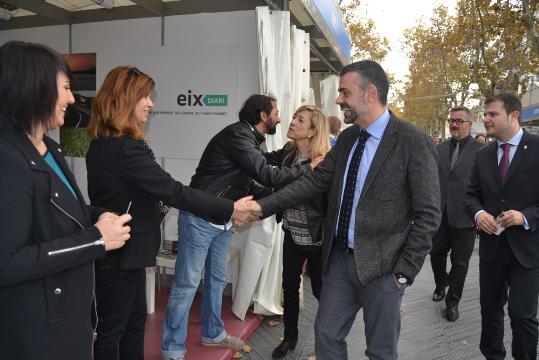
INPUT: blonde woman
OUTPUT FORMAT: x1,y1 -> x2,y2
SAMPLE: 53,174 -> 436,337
264,105 -> 331,359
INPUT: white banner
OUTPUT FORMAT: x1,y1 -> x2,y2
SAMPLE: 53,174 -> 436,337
135,44 -> 239,159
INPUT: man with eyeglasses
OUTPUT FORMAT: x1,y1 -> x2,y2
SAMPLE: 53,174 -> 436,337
430,106 -> 484,322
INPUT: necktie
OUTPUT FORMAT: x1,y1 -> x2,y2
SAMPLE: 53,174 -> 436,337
450,141 -> 460,170
335,129 -> 370,250
499,143 -> 511,184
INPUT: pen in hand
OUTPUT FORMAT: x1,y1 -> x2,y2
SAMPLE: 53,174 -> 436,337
125,201 -> 132,215
99,202 -> 132,222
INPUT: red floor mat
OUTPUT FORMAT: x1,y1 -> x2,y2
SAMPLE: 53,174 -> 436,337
145,288 -> 262,360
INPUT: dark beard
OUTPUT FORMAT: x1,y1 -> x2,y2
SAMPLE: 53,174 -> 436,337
343,107 -> 358,124
266,125 -> 277,135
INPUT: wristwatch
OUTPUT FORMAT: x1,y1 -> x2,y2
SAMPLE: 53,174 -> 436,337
394,273 -> 408,285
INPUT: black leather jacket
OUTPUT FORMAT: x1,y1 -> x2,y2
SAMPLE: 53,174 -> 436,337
190,121 -> 309,222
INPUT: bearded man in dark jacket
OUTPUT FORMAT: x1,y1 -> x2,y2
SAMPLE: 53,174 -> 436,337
161,94 -> 312,360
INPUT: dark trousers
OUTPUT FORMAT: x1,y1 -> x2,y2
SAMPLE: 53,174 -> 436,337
94,268 -> 147,360
282,229 -> 322,341
430,212 -> 475,305
479,237 -> 539,360
314,248 -> 404,360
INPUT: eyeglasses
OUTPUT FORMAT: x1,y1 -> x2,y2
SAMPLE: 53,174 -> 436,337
447,119 -> 470,125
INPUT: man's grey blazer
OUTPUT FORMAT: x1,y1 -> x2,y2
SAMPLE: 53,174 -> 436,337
258,113 -> 441,286
437,137 -> 484,228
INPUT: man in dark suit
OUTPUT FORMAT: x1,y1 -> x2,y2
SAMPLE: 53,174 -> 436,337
244,60 -> 441,359
465,93 -> 539,360
430,106 -> 484,322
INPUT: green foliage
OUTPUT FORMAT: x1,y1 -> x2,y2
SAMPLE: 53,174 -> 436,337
340,0 -> 391,63
521,0 -> 539,59
60,127 -> 91,157
400,0 -> 539,133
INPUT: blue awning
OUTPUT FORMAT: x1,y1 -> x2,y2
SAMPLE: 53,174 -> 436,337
522,104 -> 539,123
301,0 -> 352,65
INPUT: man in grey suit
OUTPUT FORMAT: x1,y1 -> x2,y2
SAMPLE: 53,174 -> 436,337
244,60 -> 441,359
430,107 -> 484,322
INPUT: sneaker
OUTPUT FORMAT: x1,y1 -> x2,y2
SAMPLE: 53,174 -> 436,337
201,334 -> 244,350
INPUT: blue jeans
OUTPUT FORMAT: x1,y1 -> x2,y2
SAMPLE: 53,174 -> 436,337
161,211 -> 232,359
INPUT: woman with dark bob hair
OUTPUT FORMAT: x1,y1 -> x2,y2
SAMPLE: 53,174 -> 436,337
86,66 -> 251,360
0,41 -> 132,360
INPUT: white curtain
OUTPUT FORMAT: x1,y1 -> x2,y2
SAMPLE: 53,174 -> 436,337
232,6 -> 290,320
308,88 -> 316,106
290,25 -> 312,111
320,74 -> 342,118
232,7 -> 311,320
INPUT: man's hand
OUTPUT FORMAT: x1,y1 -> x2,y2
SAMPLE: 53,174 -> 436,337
95,213 -> 132,251
232,196 -> 259,227
497,210 -> 525,228
476,211 -> 498,235
243,199 -> 263,217
393,274 -> 404,289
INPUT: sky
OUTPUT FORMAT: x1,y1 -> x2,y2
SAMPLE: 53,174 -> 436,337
357,0 -> 458,98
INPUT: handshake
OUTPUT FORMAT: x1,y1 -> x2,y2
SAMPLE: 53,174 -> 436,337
231,196 -> 264,227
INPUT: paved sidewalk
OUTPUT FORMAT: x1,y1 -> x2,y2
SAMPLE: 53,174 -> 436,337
244,241 -> 539,359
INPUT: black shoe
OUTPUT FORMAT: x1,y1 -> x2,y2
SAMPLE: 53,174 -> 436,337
272,339 -> 297,359
446,303 -> 459,322
432,287 -> 446,302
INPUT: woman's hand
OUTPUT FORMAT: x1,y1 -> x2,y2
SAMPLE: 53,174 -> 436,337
98,212 -> 119,221
95,214 -> 132,251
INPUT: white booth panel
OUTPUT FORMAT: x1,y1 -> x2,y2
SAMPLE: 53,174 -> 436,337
136,44 -> 239,159
161,157 -> 199,185
165,11 -> 259,108
71,18 -> 162,86
0,25 -> 69,52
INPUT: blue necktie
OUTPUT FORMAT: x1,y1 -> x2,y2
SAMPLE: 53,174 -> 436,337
335,129 -> 370,250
